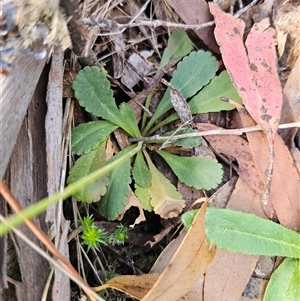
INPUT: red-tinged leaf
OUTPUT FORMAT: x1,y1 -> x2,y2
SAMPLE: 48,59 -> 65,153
209,4 -> 282,145
245,18 -> 283,144
209,4 -> 261,112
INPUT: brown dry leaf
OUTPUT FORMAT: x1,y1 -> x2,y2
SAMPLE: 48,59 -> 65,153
283,55 -> 300,119
161,78 -> 192,123
280,56 -> 300,146
113,129 -> 130,150
208,176 -> 238,208
204,178 -> 267,301
151,229 -> 205,301
165,0 -> 219,53
150,230 -> 187,274
238,110 -> 300,231
292,148 -> 300,175
142,202 -> 216,301
177,180 -> 205,209
118,191 -> 146,227
62,69 -> 76,98
94,274 -> 160,299
146,224 -> 175,248
195,123 -> 265,196
274,0 -> 300,82
105,137 -> 117,160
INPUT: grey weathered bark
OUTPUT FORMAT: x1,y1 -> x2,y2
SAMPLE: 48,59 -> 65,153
0,68 -> 50,300
0,52 -> 48,178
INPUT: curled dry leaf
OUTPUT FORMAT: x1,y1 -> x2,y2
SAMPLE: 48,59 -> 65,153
118,190 -> 146,227
142,202 -> 216,301
94,274 -> 160,299
154,198 -> 186,219
161,78 -> 193,124
143,150 -> 186,219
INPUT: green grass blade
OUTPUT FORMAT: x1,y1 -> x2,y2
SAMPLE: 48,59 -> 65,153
205,207 -> 300,258
264,258 -> 300,301
0,143 -> 142,236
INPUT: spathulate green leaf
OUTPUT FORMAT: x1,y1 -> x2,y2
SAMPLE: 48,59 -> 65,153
72,66 -> 119,121
156,150 -> 223,190
135,183 -> 152,212
67,140 -> 109,203
143,150 -> 185,218
160,29 -> 194,67
264,258 -> 300,301
98,146 -> 134,220
71,121 -> 118,155
171,50 -> 218,99
205,207 -> 300,258
119,103 -> 141,137
189,71 -> 243,114
149,71 -> 242,132
72,66 -> 136,136
144,50 -> 218,134
132,151 -> 152,187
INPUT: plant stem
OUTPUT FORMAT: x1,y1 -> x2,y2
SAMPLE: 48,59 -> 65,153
0,142 -> 142,236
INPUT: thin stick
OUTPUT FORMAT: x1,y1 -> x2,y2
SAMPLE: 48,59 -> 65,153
159,119 -> 193,150
129,121 -> 300,143
81,0 -> 260,36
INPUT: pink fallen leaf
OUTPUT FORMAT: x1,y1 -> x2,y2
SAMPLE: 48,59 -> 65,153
210,4 -> 284,207
245,18 -> 283,144
209,4 -> 283,145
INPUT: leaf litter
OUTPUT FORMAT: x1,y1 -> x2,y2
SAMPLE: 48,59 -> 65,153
3,1 -> 300,301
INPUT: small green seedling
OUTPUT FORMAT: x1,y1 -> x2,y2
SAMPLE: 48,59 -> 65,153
80,214 -> 129,251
